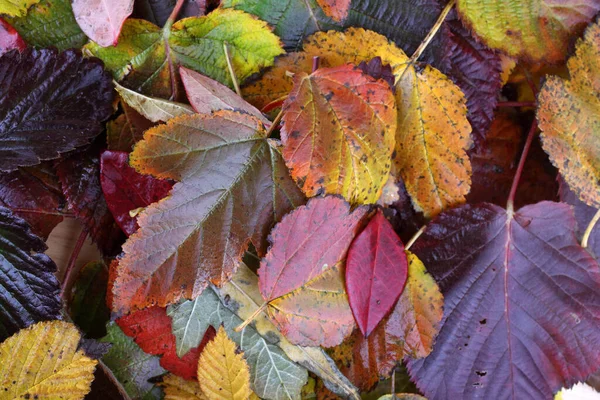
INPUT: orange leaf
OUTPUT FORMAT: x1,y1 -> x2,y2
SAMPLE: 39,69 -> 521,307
317,0 -> 350,22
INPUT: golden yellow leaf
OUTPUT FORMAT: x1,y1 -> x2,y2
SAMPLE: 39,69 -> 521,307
0,321 -> 97,400
162,374 -> 207,400
197,327 -> 251,400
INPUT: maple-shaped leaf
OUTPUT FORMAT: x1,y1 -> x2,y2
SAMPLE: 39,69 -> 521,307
107,100 -> 156,153
0,162 -> 66,239
69,261 -> 111,339
0,48 -> 113,172
112,110 -> 304,312
456,0 -> 600,63
281,64 -> 396,204
0,321 -> 97,399
538,21 -> 600,208
115,82 -> 194,123
0,206 -> 61,341
197,326 -> 252,400
317,0 -> 350,22
408,202 -> 600,399
100,322 -> 167,400
161,374 -> 206,400
0,0 -> 40,17
258,196 -> 367,347
132,0 -> 206,27
5,0 -> 87,50
100,150 -> 173,236
72,0 -> 133,47
86,8 -> 283,99
346,209 -> 408,337
0,18 -> 25,56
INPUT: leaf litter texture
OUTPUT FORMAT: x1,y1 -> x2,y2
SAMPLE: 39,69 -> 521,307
409,202 -> 600,399
111,110 -> 304,312
0,48 -> 113,172
281,64 -> 397,205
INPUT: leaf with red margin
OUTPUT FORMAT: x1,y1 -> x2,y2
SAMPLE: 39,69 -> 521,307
258,196 -> 368,347
100,151 -> 173,237
72,0 -> 134,47
408,202 -> 600,399
0,18 -> 25,56
116,305 -> 215,380
346,209 -> 408,337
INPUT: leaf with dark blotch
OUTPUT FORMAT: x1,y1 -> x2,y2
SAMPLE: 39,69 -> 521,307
409,202 -> 600,399
259,196 -> 368,347
100,151 -> 173,237
0,207 -> 61,341
0,18 -> 25,56
0,162 -> 66,239
346,209 -> 408,337
69,261 -> 111,339
72,0 -> 134,47
0,48 -> 114,172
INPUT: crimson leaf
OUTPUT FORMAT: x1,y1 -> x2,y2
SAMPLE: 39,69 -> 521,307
0,18 -> 25,56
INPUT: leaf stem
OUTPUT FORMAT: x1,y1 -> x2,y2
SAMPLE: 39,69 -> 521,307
165,0 -> 185,29
312,56 -> 320,73
266,108 -> 284,137
409,0 -> 455,63
60,228 -> 88,300
405,225 -> 426,251
582,208 -> 600,248
224,42 -> 242,97
234,302 -> 267,332
497,101 -> 536,108
506,118 -> 538,212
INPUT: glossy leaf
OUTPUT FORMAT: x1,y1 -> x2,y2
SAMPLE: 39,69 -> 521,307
538,21 -> 600,208
115,82 -> 194,123
69,261 -> 111,339
456,0 -> 600,62
0,321 -> 97,399
0,48 -> 113,172
317,0 -> 349,22
258,196 -> 367,347
112,111 -> 304,312
86,8 -> 283,98
162,374 -> 207,400
0,206 -> 61,341
73,0 -> 134,46
0,0 -> 40,17
0,17 -> 25,55
100,150 -> 173,236
346,209 -> 408,336
409,202 -> 600,399
101,322 -> 166,400
281,64 -> 396,204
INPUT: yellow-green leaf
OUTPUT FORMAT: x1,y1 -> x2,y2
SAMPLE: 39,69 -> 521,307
0,321 -> 97,399
0,0 -> 40,17
161,374 -> 207,400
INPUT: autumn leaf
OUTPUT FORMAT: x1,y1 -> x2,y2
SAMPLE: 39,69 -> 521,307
281,64 -> 397,204
69,261 -> 111,339
100,150 -> 173,236
0,18 -> 25,56
198,326 -> 252,400
115,82 -> 195,123
107,100 -> 156,152
72,0 -> 134,47
0,0 -> 40,17
456,0 -> 600,62
162,374 -> 207,400
377,395 -> 426,400
111,110 -> 304,312
0,48 -> 113,172
538,21 -> 600,208
0,321 -> 97,399
86,8 -> 283,98
345,209 -> 408,337
409,202 -> 600,399
317,0 -> 350,22
0,206 -> 61,341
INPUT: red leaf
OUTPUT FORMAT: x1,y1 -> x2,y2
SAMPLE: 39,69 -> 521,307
0,18 -> 25,56
116,306 -> 215,380
408,202 -> 600,399
346,209 -> 408,336
100,150 -> 173,236
72,0 -> 134,47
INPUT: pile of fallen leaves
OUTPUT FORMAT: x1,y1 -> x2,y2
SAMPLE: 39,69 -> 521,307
1,0 -> 600,399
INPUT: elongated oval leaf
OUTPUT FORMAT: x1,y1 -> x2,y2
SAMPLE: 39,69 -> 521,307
73,0 -> 134,47
115,82 -> 194,123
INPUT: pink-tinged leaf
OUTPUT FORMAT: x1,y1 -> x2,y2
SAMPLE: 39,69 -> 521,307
73,0 -> 134,47
100,151 -> 173,237
346,209 -> 408,337
0,18 -> 25,56
408,202 -> 600,399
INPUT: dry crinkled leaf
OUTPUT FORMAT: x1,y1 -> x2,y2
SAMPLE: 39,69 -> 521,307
538,21 -> 600,208
111,110 -> 304,312
317,0 -> 350,22
115,82 -> 194,123
456,0 -> 600,62
0,0 -> 40,17
281,64 -> 397,204
162,374 -> 207,400
198,326 -> 252,400
0,321 -> 97,399
72,0 -> 134,47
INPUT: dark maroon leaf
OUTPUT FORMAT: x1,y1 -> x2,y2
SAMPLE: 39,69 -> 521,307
408,202 -> 600,399
78,338 -> 112,359
0,48 -> 114,172
357,57 -> 395,92
69,261 -> 111,339
131,0 -> 206,27
385,178 -> 426,244
0,206 -> 61,341
0,162 -> 66,239
100,150 -> 173,236
0,18 -> 25,56
56,143 -> 126,257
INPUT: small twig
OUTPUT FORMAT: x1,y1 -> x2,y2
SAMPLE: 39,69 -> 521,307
234,302 -> 267,332
582,209 -> 600,248
497,101 -> 536,108
60,229 -> 88,299
266,108 -> 284,137
224,42 -> 242,96
312,56 -> 320,73
507,118 -> 538,212
261,95 -> 288,114
391,368 -> 396,398
405,225 -> 426,251
409,0 -> 455,63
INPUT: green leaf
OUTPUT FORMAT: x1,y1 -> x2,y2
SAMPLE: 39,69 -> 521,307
100,322 -> 166,400
0,0 -> 40,17
6,0 -> 86,50
69,261 -> 111,339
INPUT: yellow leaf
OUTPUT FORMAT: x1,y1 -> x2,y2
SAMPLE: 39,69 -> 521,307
538,22 -> 600,207
161,374 -> 207,400
0,321 -> 97,400
197,326 -> 251,400
0,0 -> 40,17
